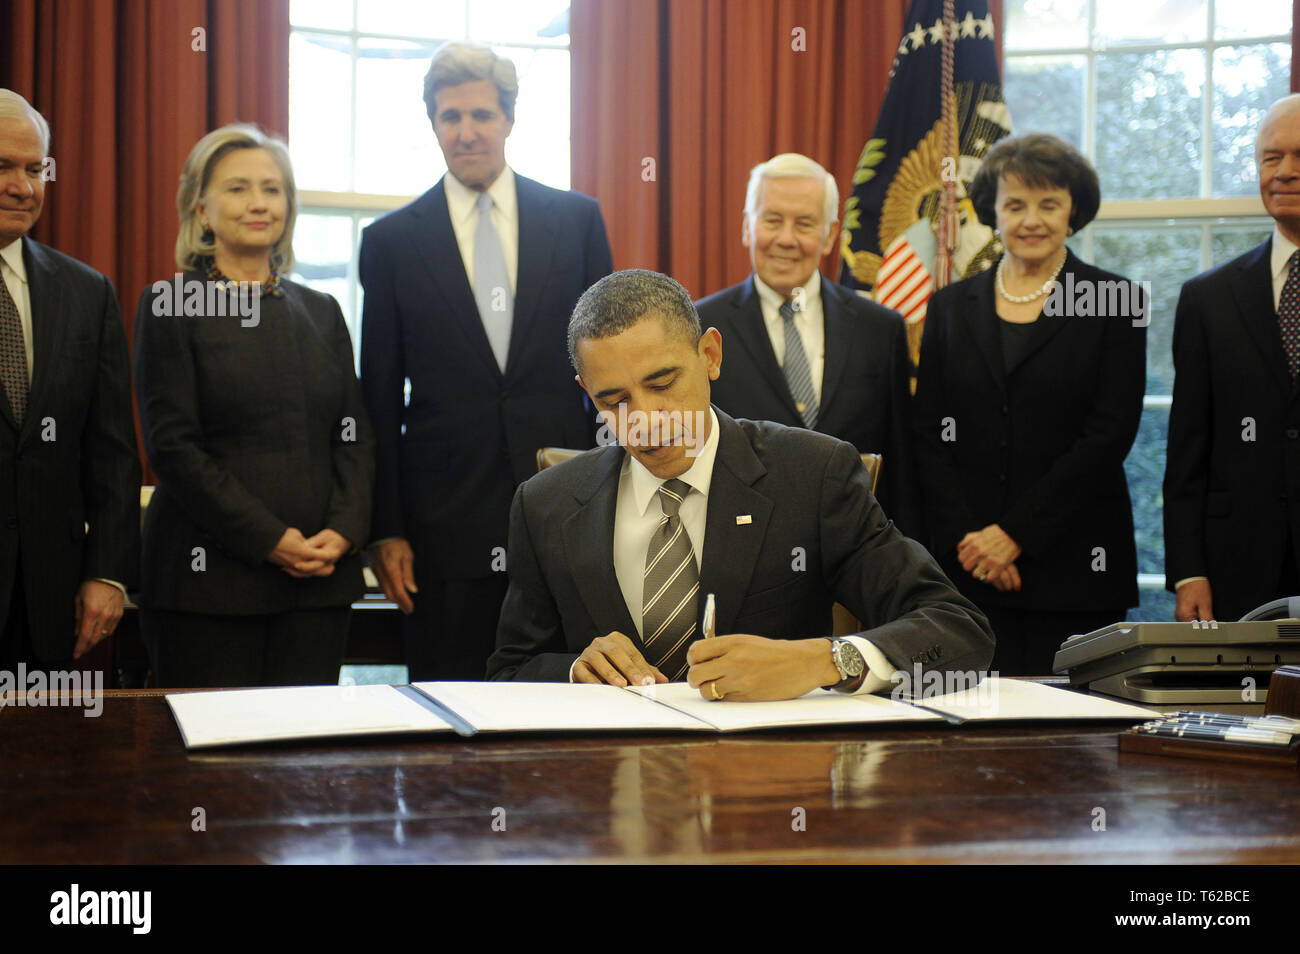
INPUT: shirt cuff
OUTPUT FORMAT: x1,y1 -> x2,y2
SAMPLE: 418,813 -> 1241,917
91,578 -> 127,597
569,658 -> 579,682
1175,576 -> 1209,589
842,635 -> 894,695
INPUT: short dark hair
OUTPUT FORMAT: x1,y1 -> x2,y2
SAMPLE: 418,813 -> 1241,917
969,133 -> 1101,233
568,270 -> 702,372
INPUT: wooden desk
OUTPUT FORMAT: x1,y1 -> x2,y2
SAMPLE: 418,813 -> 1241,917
2,689 -> 1297,864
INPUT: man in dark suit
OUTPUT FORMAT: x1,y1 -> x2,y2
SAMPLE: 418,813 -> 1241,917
0,90 -> 139,668
360,43 -> 612,681
487,270 -> 993,700
695,153 -> 917,533
1165,94 -> 1300,623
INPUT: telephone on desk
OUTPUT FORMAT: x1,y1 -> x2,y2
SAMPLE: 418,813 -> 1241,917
1052,596 -> 1300,704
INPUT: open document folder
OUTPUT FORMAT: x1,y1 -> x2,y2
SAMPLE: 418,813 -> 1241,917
165,678 -> 1159,750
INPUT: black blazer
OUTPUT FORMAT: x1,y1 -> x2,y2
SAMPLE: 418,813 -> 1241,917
358,173 -> 612,579
913,251 -> 1145,612
0,238 -> 140,660
696,275 -> 918,534
486,409 -> 994,682
133,274 -> 374,613
1164,239 -> 1300,620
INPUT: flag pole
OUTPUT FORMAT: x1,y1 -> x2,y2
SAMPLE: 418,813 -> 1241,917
937,0 -> 958,289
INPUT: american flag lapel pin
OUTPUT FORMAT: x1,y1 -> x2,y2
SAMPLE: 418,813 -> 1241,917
736,515 -> 752,525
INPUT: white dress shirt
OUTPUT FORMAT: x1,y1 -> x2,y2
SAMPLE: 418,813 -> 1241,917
575,408 -> 895,694
753,271 -> 825,400
442,165 -> 519,295
0,237 -> 34,381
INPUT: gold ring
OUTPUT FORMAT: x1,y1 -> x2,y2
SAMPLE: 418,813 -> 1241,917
710,681 -> 723,700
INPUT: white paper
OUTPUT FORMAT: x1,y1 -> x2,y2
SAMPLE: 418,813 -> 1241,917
627,681 -> 945,731
413,681 -> 711,733
915,677 -> 1160,722
166,684 -> 454,749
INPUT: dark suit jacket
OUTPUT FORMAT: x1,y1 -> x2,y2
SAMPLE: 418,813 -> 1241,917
133,274 -> 374,612
0,238 -> 140,660
1164,238 -> 1300,620
913,251 -> 1145,613
696,275 -> 918,533
359,173 -> 612,579
486,409 -> 994,682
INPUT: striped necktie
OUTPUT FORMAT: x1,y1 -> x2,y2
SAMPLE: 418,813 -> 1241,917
1280,250 -> 1300,383
642,478 -> 700,681
779,298 -> 818,428
0,274 -> 28,426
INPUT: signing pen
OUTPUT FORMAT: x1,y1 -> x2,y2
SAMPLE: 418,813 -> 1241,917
703,592 -> 716,638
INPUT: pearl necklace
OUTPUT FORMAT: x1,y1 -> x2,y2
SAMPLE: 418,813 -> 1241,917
996,251 -> 1067,304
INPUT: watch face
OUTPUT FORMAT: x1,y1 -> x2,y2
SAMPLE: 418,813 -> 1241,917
835,640 -> 865,678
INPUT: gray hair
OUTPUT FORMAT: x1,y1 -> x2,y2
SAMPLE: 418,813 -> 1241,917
568,270 -> 702,372
175,123 -> 297,272
743,153 -> 838,231
0,89 -> 51,153
423,41 -> 519,122
1258,93 -> 1300,160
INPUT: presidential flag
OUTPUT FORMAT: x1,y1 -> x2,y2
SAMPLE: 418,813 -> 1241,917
839,0 -> 1010,363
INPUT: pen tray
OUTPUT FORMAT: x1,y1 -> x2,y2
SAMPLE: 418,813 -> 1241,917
1118,730 -> 1300,767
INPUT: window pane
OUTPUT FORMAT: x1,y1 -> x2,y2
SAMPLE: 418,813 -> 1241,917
1123,405 -> 1169,578
1005,0 -> 1088,50
1004,54 -> 1084,147
1095,48 -> 1205,200
505,47 -> 571,189
1212,44 -> 1290,197
289,32 -> 353,191
1214,0 -> 1292,39
1210,219 -> 1272,264
357,0 -> 466,40
1096,0 -> 1207,45
291,211 -> 354,336
356,38 -> 443,196
468,0 -> 571,44
290,0 -> 352,30
1090,223 -> 1201,396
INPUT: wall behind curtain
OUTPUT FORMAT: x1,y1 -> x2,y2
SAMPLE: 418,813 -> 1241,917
572,0 -> 924,300
1,0 -> 289,345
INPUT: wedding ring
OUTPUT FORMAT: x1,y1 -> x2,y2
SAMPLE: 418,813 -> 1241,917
710,681 -> 723,700
975,570 -> 987,581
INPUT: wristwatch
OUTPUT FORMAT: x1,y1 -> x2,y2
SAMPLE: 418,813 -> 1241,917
829,638 -> 865,692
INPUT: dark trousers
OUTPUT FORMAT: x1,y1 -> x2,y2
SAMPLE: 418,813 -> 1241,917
980,605 -> 1124,677
141,606 -> 351,688
404,574 -> 509,681
2,568 -> 74,673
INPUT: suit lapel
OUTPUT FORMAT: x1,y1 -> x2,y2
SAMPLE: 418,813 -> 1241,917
563,446 -> 641,644
726,278 -> 802,421
698,411 -> 774,637
407,182 -> 502,378
818,276 -> 849,423
19,238 -> 69,443
1230,239 -> 1291,399
966,266 -> 1006,393
506,175 -> 556,377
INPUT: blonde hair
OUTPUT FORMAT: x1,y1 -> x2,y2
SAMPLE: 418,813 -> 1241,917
175,123 -> 297,271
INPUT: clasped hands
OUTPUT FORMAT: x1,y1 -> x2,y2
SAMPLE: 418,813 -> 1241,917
268,527 -> 352,579
574,631 -> 839,702
957,523 -> 1022,592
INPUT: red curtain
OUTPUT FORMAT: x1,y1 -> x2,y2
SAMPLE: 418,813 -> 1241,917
572,0 -> 914,300
1,0 -> 289,343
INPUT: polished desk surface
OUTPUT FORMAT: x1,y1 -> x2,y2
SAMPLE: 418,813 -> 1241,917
2,686 -> 1298,864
